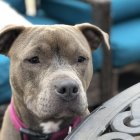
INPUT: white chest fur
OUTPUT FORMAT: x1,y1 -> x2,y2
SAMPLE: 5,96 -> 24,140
40,120 -> 62,134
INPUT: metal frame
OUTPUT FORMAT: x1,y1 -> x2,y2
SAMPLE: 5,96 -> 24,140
65,83 -> 140,140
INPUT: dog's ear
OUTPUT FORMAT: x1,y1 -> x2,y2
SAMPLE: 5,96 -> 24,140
0,25 -> 25,55
75,23 -> 110,51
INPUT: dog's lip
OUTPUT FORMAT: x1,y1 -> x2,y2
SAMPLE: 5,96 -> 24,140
54,106 -> 89,119
54,109 -> 79,119
52,102 -> 88,119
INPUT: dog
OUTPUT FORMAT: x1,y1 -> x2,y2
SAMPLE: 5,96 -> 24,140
0,23 -> 109,140
0,3 -> 110,139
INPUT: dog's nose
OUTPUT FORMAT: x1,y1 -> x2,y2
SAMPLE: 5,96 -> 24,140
55,80 -> 79,101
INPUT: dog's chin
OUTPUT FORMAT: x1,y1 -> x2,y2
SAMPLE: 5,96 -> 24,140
53,107 -> 89,120
37,107 -> 89,121
54,110 -> 79,119
34,97 -> 89,120
39,110 -> 77,120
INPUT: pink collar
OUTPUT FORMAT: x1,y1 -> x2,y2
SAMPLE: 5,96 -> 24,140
9,100 -> 81,140
9,100 -> 27,131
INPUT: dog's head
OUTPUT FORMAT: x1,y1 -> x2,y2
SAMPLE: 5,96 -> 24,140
0,23 -> 109,129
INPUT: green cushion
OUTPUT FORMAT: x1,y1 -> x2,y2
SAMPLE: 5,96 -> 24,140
41,0 -> 93,24
94,19 -> 140,69
92,47 -> 103,71
41,0 -> 140,24
111,18 -> 140,67
0,55 -> 11,104
25,15 -> 60,25
4,0 -> 26,14
112,0 -> 140,23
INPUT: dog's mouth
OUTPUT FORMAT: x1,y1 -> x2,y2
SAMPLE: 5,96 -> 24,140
54,109 -> 79,119
53,103 -> 89,120
37,103 -> 88,122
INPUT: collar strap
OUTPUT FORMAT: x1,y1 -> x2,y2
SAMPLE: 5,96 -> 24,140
9,100 -> 81,140
20,128 -> 52,140
9,99 -> 27,131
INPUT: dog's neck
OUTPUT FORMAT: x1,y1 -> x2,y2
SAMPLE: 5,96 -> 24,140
10,98 -> 81,140
12,96 -> 41,131
12,96 -> 80,134
12,96 -> 42,132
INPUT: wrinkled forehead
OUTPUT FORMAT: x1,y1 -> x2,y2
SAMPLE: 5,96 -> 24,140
28,25 -> 84,49
10,25 -> 91,58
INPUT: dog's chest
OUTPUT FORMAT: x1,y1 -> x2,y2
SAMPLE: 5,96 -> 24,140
40,120 -> 62,134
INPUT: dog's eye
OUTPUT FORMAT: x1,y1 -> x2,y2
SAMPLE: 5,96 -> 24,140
78,56 -> 86,63
28,56 -> 40,64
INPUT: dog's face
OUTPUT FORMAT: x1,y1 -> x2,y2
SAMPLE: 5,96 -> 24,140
0,24 -> 109,122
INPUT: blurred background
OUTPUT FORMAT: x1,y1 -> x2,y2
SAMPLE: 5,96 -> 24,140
0,0 -> 140,123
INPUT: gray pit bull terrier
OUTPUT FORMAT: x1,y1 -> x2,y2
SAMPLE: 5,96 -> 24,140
0,23 -> 109,140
